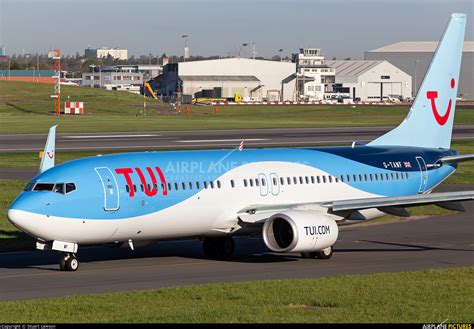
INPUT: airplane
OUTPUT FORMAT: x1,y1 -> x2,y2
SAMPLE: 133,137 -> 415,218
7,13 -> 474,271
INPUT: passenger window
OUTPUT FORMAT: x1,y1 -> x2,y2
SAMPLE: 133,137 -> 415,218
287,177 -> 291,185
328,176 -> 333,183
322,176 -> 326,184
391,173 -> 395,180
369,174 -> 373,181
262,178 -> 266,186
396,173 -> 399,180
126,185 -> 130,193
305,176 -> 309,184
65,183 -> 76,194
364,174 -> 368,181
280,177 -> 285,185
175,182 -> 179,190
346,175 -> 350,182
255,179 -> 260,187
210,181 -> 214,189
273,177 -> 277,185
182,182 -> 186,190
133,185 -> 137,193
353,174 -> 357,182
243,179 -> 247,187
406,172 -> 409,179
340,175 -> 344,183
299,177 -> 303,184
386,173 -> 390,180
359,174 -> 363,181
204,181 -> 208,189
311,176 -> 315,184
230,180 -> 235,188
317,176 -> 321,184
249,179 -> 254,187
380,174 -> 384,181
217,180 -> 221,188
168,183 -> 172,191
140,184 -> 144,192
196,181 -> 200,189
293,177 -> 297,184
189,182 -> 193,189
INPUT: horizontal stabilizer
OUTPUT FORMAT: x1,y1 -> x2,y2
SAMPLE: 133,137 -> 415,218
438,154 -> 474,165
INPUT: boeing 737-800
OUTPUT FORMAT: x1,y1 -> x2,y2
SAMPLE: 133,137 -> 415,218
7,13 -> 474,271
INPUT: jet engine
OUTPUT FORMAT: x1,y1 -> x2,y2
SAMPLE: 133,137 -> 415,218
262,210 -> 338,253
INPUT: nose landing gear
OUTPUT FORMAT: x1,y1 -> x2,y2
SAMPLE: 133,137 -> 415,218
59,253 -> 79,271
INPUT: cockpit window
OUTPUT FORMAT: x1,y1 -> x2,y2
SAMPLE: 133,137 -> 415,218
29,182 -> 74,194
23,182 -> 35,191
65,183 -> 76,193
53,183 -> 65,194
34,183 -> 55,191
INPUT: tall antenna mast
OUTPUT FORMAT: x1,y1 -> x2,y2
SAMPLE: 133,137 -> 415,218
48,48 -> 61,115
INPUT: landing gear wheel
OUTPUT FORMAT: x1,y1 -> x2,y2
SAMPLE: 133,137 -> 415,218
65,255 -> 79,271
202,237 -> 219,257
315,246 -> 333,259
220,237 -> 235,258
300,252 -> 316,259
59,254 -> 79,271
202,237 -> 235,258
59,255 -> 67,271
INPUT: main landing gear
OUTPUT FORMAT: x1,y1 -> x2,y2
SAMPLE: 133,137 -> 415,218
301,246 -> 334,260
59,253 -> 79,271
202,236 -> 235,258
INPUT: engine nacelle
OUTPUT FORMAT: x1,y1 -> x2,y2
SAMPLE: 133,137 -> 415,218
262,210 -> 338,253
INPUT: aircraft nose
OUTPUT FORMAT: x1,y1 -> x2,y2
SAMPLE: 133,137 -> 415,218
8,195 -> 35,234
7,208 -> 23,229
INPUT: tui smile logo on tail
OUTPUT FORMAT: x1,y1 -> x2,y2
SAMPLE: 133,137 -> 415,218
426,78 -> 455,126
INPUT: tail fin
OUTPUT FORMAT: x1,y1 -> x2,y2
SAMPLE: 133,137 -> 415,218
369,13 -> 466,149
39,125 -> 57,173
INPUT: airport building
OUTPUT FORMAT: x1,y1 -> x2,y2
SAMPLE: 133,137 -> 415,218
325,60 -> 412,102
84,47 -> 128,60
292,48 -> 335,101
365,41 -> 474,100
82,66 -> 143,91
152,58 -> 297,101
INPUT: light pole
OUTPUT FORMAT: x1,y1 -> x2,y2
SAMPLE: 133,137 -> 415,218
278,49 -> 283,61
414,59 -> 419,97
182,34 -> 188,62
239,43 -> 248,58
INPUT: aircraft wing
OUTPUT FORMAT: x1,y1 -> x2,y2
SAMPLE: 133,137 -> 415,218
237,191 -> 474,223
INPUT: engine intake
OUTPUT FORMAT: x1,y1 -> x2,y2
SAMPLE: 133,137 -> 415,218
262,210 -> 338,253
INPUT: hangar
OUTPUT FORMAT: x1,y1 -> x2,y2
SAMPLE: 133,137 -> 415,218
153,58 -> 297,101
365,42 -> 474,100
325,60 -> 412,102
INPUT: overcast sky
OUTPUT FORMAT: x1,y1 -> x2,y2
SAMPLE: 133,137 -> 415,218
1,0 -> 473,59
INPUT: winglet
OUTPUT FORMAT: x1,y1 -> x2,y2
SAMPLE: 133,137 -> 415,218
39,125 -> 57,173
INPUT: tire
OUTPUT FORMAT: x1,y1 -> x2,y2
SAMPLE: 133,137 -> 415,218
65,256 -> 79,271
59,256 -> 67,271
315,246 -> 333,260
220,237 -> 235,258
202,237 -> 218,257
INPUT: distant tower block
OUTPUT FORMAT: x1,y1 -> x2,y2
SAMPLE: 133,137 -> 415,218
48,49 -> 61,115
